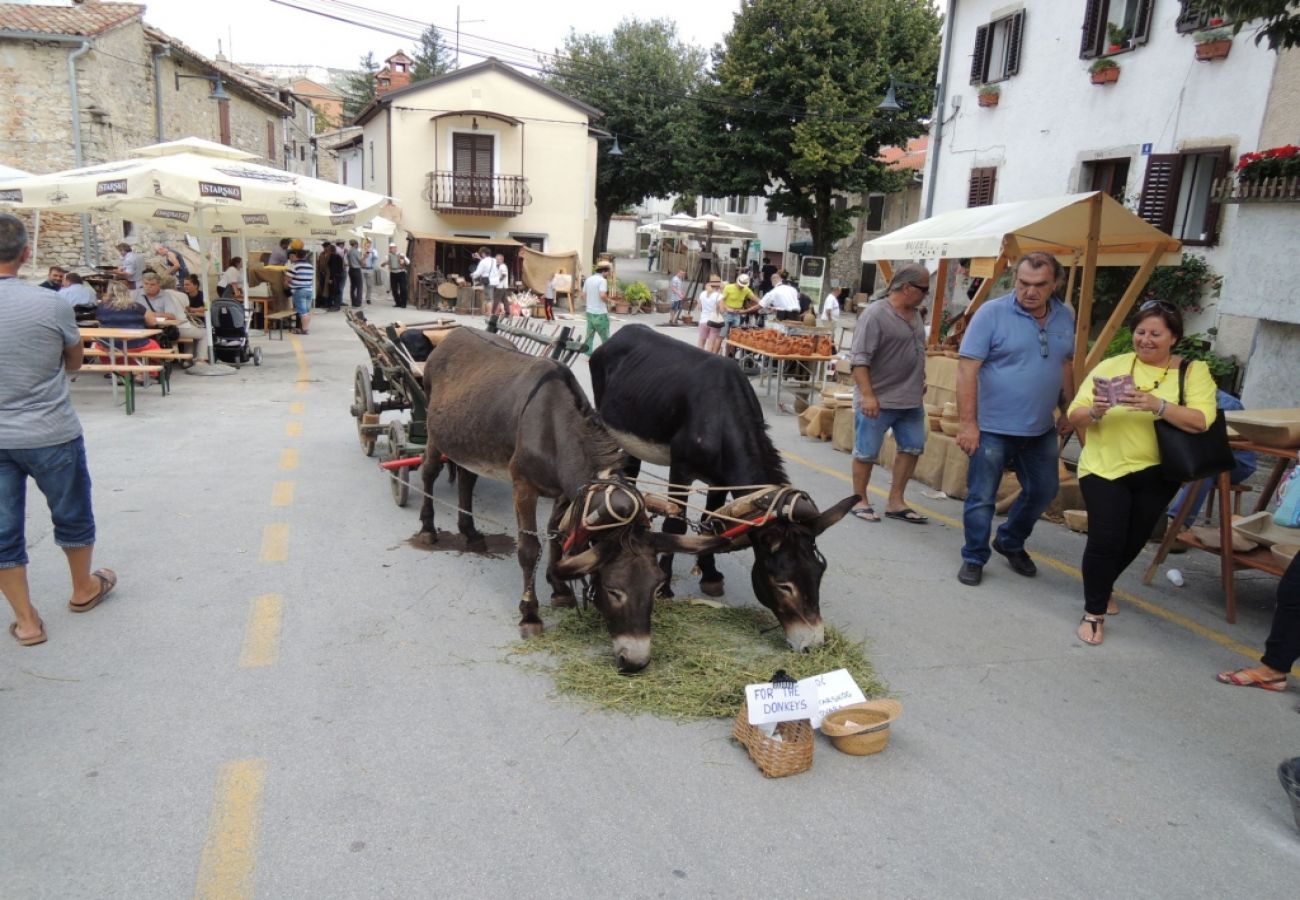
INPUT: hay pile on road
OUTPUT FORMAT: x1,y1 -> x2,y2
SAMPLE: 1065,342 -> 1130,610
511,600 -> 886,720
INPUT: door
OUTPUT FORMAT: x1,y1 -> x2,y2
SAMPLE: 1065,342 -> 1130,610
453,133 -> 494,209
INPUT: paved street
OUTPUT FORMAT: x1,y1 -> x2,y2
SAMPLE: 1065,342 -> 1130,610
4,300 -> 1298,899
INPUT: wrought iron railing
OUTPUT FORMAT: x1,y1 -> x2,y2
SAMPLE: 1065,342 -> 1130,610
1212,176 -> 1300,203
425,172 -> 531,216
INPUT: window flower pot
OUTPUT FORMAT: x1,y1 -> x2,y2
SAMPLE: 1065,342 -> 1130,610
1107,43 -> 1124,54
1090,66 -> 1120,85
1196,40 -> 1232,61
978,91 -> 999,107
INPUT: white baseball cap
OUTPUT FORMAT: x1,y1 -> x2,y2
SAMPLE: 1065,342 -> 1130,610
737,274 -> 750,286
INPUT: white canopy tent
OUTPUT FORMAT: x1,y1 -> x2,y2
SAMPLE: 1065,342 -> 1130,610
861,191 -> 1181,379
0,137 -> 390,363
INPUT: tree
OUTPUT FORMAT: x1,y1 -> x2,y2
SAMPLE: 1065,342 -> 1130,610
699,0 -> 940,257
411,24 -> 453,81
1203,1 -> 1300,49
341,52 -> 379,121
544,19 -> 708,258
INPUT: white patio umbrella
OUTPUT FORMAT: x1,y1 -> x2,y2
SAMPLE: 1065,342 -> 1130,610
0,137 -> 390,363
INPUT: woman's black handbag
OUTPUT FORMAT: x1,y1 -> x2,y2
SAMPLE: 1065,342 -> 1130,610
155,324 -> 181,347
1154,359 -> 1235,482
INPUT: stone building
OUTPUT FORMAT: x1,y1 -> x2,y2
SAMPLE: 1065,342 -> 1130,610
0,1 -> 294,267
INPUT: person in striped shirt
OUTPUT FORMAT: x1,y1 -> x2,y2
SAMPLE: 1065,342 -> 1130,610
287,248 -> 315,335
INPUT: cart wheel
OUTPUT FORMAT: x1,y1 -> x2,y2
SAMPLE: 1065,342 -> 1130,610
387,421 -> 410,507
353,366 -> 377,456
253,347 -> 263,366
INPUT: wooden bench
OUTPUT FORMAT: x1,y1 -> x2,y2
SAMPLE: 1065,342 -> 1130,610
265,309 -> 297,340
77,363 -> 164,415
84,348 -> 193,395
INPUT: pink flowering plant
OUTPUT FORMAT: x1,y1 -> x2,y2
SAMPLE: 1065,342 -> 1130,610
1236,145 -> 1300,181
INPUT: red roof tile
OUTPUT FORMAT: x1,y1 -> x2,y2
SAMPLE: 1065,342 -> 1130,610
0,2 -> 145,37
879,136 -> 929,172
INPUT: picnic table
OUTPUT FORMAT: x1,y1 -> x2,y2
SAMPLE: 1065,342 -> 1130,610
78,326 -> 163,414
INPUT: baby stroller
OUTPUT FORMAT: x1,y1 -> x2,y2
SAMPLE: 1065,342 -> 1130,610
210,298 -> 263,367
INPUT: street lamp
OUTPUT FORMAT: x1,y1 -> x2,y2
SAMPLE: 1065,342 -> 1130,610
175,71 -> 231,101
876,75 -> 935,113
608,135 -> 624,157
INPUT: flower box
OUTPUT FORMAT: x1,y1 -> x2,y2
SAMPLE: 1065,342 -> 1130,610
1195,39 -> 1232,60
978,90 -> 999,107
1090,66 -> 1120,85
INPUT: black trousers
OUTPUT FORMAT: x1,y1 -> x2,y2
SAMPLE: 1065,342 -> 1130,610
1079,465 -> 1179,616
390,272 -> 408,308
328,274 -> 343,309
1263,553 -> 1300,672
348,267 -> 362,306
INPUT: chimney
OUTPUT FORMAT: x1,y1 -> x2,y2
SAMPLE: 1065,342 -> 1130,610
375,51 -> 413,96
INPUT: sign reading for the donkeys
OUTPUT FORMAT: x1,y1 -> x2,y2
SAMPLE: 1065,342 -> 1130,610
199,181 -> 242,202
744,668 -> 867,727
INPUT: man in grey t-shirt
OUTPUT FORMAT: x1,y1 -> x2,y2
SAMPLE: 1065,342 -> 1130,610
847,263 -> 930,525
0,213 -> 117,647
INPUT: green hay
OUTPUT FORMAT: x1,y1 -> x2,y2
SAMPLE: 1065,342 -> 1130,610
510,600 -> 887,720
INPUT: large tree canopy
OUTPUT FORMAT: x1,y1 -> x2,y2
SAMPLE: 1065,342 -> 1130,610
544,19 -> 707,257
411,25 -> 454,82
342,52 -> 379,121
700,0 -> 940,256
1207,0 -> 1300,49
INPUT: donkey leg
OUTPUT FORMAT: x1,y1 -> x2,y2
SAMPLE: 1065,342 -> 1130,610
698,487 -> 729,597
418,448 -> 446,543
543,500 -> 577,608
455,467 -> 486,549
513,482 -> 544,638
654,462 -> 693,598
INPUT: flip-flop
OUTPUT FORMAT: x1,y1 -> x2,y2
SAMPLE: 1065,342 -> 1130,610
9,619 -> 46,646
70,568 -> 116,613
884,507 -> 928,524
849,506 -> 880,522
1216,668 -> 1288,691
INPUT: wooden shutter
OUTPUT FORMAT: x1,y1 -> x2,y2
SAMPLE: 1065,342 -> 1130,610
267,121 -> 276,163
1137,154 -> 1185,234
1006,11 -> 1025,77
970,24 -> 990,84
1176,1 -> 1210,33
1133,0 -> 1157,45
1080,0 -> 1102,59
1200,147 -> 1232,246
968,167 -> 997,208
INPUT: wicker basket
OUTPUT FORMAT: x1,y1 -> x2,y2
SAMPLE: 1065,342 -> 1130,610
733,711 -> 814,778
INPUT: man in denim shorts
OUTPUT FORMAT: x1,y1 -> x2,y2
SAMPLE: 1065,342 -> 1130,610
848,263 -> 930,524
0,213 -> 116,647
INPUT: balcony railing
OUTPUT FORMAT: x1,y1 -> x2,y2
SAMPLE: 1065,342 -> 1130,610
426,172 -> 531,216
1212,176 -> 1300,204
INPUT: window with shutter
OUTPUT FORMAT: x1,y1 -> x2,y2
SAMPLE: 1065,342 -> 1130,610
1080,0 -> 1103,58
1138,154 -> 1183,233
1138,148 -> 1231,246
1176,1 -> 1210,33
968,167 -> 997,208
1006,11 -> 1025,76
866,195 -> 885,231
267,121 -> 276,163
1132,0 -> 1156,45
452,132 -> 494,209
970,24 -> 990,84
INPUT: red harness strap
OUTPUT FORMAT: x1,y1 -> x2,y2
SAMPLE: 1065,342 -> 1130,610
720,514 -> 773,539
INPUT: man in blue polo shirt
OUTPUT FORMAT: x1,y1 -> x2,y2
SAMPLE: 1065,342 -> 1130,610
955,252 -> 1075,586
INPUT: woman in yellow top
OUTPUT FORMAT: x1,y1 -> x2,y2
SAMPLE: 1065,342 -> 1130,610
1066,301 -> 1217,646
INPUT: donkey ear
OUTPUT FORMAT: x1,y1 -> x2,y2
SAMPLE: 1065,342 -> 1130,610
648,532 -> 731,556
554,544 -> 607,579
810,495 -> 860,536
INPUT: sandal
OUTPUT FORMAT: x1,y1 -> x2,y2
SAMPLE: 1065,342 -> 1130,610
1077,614 -> 1104,646
849,505 -> 880,523
1216,667 -> 1288,691
9,619 -> 46,646
1107,596 -> 1119,616
884,507 -> 928,524
70,568 -> 116,613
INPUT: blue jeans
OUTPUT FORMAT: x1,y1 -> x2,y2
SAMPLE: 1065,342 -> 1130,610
961,429 -> 1059,567
1167,456 -> 1257,523
0,436 -> 96,568
853,407 -> 927,462
721,311 -> 743,337
292,287 -> 313,317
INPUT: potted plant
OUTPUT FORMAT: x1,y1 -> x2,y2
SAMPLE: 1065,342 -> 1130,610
1194,27 -> 1233,61
623,281 -> 653,314
1105,22 -> 1131,53
978,84 -> 1000,107
1090,58 -> 1120,84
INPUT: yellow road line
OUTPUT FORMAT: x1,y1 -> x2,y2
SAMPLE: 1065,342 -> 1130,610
258,524 -> 289,563
239,595 -> 283,668
289,402 -> 304,414
780,448 -> 1277,665
290,334 -> 309,393
194,758 -> 266,900
279,448 -> 298,471
270,481 -> 295,507
285,420 -> 302,438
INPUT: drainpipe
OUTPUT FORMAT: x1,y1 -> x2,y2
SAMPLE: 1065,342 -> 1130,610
922,0 -> 956,220
151,43 -> 170,142
68,40 -> 94,264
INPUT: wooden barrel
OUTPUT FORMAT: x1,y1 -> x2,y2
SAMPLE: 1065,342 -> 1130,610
437,282 -> 458,300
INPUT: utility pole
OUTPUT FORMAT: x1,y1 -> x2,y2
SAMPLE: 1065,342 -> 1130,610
455,5 -> 485,68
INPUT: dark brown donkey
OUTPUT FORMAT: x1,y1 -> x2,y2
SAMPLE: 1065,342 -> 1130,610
418,328 -> 724,672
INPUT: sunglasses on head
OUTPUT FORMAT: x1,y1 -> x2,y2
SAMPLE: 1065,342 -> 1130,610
1139,299 -> 1177,313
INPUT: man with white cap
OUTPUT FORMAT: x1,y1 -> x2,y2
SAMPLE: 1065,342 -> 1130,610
720,272 -> 759,337
581,259 -> 613,355
384,242 -> 409,308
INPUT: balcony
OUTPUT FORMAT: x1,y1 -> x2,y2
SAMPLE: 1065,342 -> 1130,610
426,172 -> 531,217
1212,176 -> 1300,204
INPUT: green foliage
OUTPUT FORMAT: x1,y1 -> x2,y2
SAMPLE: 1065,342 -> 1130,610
622,281 -> 652,305
671,194 -> 698,216
410,25 -> 453,82
698,0 -> 941,256
1100,327 -> 1238,387
1200,0 -> 1300,50
544,19 -> 708,255
1077,253 -> 1222,326
1090,57 -> 1120,72
341,52 -> 378,121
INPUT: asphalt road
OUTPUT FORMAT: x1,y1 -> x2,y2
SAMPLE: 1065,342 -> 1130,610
4,297 -> 1298,899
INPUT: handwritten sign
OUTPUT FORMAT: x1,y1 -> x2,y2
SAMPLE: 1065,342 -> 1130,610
798,668 -> 867,728
744,680 -> 815,725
